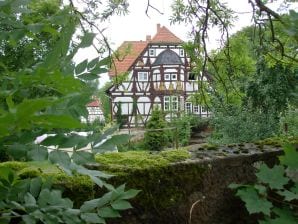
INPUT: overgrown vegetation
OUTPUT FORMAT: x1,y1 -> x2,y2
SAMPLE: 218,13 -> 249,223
230,144 -> 298,223
0,0 -> 138,223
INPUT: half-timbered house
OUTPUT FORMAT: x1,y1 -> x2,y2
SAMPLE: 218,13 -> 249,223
107,24 -> 209,127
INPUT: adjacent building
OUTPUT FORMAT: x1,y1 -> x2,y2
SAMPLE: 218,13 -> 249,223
107,24 -> 209,128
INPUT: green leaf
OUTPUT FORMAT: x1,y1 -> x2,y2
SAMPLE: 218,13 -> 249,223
279,144 -> 298,170
72,151 -> 95,165
30,177 -> 42,198
75,59 -> 88,74
97,57 -> 110,67
81,213 -> 105,224
77,73 -> 99,81
49,150 -> 71,167
27,146 -> 48,161
35,115 -> 83,129
79,32 -> 96,48
22,215 -> 37,224
80,198 -> 100,212
236,187 -> 272,216
24,192 -> 36,205
118,189 -> 140,200
277,189 -> 298,201
111,200 -> 132,210
256,164 -> 289,190
260,208 -> 298,224
98,206 -> 121,218
87,57 -> 99,69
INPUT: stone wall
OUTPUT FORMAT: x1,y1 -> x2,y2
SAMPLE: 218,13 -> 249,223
107,145 -> 282,224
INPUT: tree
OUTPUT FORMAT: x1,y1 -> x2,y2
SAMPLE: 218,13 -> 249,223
0,0 -> 138,223
144,108 -> 168,151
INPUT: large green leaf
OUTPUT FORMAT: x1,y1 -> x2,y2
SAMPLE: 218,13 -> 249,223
27,145 -> 48,161
72,151 -> 95,165
111,200 -> 132,210
236,187 -> 273,216
81,213 -> 105,224
77,72 -> 99,81
279,144 -> 298,170
98,206 -> 121,218
256,164 -> 289,190
49,150 -> 71,167
75,59 -> 88,75
79,32 -> 96,48
30,177 -> 42,198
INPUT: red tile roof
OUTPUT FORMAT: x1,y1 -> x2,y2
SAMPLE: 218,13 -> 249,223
109,41 -> 148,76
86,99 -> 100,107
109,25 -> 183,77
151,26 -> 183,44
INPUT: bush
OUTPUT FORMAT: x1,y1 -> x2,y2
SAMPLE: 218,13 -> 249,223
170,114 -> 192,147
210,107 -> 279,144
144,108 -> 169,151
279,106 -> 298,136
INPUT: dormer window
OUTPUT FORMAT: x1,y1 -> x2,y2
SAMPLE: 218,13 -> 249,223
149,49 -> 155,57
138,72 -> 148,81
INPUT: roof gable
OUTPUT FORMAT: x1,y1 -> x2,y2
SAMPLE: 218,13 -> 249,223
109,24 -> 183,77
151,26 -> 183,44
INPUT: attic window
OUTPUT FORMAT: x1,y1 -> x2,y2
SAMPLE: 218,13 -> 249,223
138,72 -> 148,81
149,49 -> 155,56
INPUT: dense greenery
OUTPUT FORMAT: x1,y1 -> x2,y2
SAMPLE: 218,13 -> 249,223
144,108 -> 169,151
230,144 -> 298,223
0,0 -> 138,223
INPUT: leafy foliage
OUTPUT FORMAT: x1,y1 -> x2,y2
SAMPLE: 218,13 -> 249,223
230,144 -> 298,223
210,106 -> 279,144
144,107 -> 169,151
0,0 -> 138,223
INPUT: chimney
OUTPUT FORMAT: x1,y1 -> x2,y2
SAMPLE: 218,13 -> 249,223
146,35 -> 151,41
157,23 -> 161,32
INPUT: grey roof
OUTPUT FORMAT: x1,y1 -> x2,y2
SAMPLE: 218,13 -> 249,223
152,49 -> 183,66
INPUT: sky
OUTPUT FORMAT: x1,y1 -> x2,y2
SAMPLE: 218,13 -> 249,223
73,0 -> 296,88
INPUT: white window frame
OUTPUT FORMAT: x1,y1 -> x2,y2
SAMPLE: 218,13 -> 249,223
164,73 -> 171,81
193,105 -> 199,113
164,96 -> 170,110
171,73 -> 177,80
179,49 -> 184,57
201,106 -> 207,113
185,102 -> 192,113
138,72 -> 148,81
164,73 -> 177,81
149,49 -> 155,57
164,96 -> 179,111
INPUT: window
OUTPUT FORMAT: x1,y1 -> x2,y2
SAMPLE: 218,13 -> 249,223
165,74 -> 171,80
164,96 -> 179,111
149,49 -> 155,56
164,73 -> 177,81
171,74 -> 177,80
179,49 -> 184,57
193,106 -> 199,113
188,72 -> 196,80
138,72 -> 148,81
185,102 -> 192,113
172,96 -> 178,110
201,106 -> 207,113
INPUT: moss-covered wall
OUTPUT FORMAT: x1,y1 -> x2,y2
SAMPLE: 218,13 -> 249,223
0,145 -> 286,224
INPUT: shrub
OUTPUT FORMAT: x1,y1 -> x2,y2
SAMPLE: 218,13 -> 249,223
279,106 -> 298,136
144,108 -> 169,151
210,106 -> 279,144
